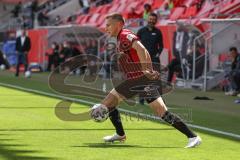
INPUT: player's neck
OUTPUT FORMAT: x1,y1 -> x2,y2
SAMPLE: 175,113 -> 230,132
115,28 -> 122,38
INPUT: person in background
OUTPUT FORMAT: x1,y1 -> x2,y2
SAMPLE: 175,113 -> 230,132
137,12 -> 163,105
59,41 -> 71,62
47,42 -> 59,71
168,0 -> 174,10
79,0 -> 90,14
225,47 -> 240,96
37,10 -> 49,26
143,3 -> 152,21
166,24 -> 189,83
157,3 -> 171,19
15,30 -> 31,77
12,2 -> 22,17
31,0 -> 38,28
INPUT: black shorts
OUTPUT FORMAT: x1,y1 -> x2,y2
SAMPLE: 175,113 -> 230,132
114,75 -> 163,101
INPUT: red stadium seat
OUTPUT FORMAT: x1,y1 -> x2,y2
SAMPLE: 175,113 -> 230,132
195,0 -> 214,18
76,15 -> 91,25
182,0 -> 196,7
125,1 -> 141,12
152,0 -> 164,10
75,15 -> 85,24
180,5 -> 198,18
99,4 -> 111,14
108,3 -> 121,13
96,15 -> 105,27
115,3 -> 128,13
89,6 -> 99,14
169,7 -> 186,20
219,0 -> 240,14
85,14 -> 101,26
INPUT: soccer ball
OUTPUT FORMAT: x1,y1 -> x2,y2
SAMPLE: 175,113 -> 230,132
90,104 -> 109,122
24,71 -> 31,78
0,64 -> 6,70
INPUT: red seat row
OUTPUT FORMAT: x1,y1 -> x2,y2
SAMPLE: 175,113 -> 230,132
75,0 -> 240,28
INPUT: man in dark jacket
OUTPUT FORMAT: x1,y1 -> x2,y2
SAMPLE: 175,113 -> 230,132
166,24 -> 190,82
137,12 -> 163,64
226,47 -> 240,96
15,30 -> 31,77
137,12 -> 163,104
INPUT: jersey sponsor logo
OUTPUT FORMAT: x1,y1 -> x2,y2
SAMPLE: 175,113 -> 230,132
152,33 -> 157,35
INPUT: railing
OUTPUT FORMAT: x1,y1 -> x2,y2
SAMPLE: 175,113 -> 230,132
194,19 -> 237,91
0,17 -> 22,31
195,0 -> 230,19
192,29 -> 210,82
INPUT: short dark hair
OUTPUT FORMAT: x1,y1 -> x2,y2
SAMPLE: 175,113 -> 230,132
230,47 -> 238,52
106,13 -> 125,24
149,12 -> 158,19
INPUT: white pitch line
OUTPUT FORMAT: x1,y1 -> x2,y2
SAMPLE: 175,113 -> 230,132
0,82 -> 240,140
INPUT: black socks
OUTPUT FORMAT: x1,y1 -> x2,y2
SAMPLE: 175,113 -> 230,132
109,109 -> 196,138
162,111 -> 197,138
109,108 -> 125,136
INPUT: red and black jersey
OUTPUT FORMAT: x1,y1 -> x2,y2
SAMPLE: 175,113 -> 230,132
116,29 -> 144,79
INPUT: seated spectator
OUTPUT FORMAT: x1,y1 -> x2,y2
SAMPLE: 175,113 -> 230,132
54,15 -> 61,25
143,3 -> 152,21
157,3 -> 171,19
46,42 -> 59,71
225,47 -> 240,96
37,10 -> 49,26
168,0 -> 174,10
12,2 -> 22,17
60,41 -> 72,61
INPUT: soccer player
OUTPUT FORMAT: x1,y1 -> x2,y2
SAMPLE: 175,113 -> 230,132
102,13 -> 201,148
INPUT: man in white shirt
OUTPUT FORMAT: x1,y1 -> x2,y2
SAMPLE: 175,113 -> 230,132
15,29 -> 31,77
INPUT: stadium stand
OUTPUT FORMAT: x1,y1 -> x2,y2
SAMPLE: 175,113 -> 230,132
1,0 -> 240,91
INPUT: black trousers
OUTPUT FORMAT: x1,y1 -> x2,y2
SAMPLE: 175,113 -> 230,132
16,53 -> 28,76
167,58 -> 182,82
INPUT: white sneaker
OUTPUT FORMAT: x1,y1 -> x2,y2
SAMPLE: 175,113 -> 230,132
103,133 -> 126,142
185,136 -> 202,148
225,90 -> 238,96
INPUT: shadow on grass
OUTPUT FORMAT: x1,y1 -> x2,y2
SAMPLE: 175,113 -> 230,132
72,143 -> 181,149
0,134 -> 57,160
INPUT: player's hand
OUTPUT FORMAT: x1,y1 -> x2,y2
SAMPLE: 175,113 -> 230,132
143,70 -> 160,80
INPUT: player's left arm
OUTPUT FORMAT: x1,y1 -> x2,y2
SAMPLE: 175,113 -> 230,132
132,40 -> 160,80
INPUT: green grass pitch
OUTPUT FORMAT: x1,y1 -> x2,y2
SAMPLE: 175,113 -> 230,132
0,86 -> 240,160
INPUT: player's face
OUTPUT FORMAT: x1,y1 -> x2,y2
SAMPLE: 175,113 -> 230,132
105,18 -> 118,37
230,50 -> 237,59
148,15 -> 157,27
21,30 -> 26,37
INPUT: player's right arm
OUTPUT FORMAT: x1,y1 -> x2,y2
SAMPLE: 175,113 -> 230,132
132,40 -> 160,80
